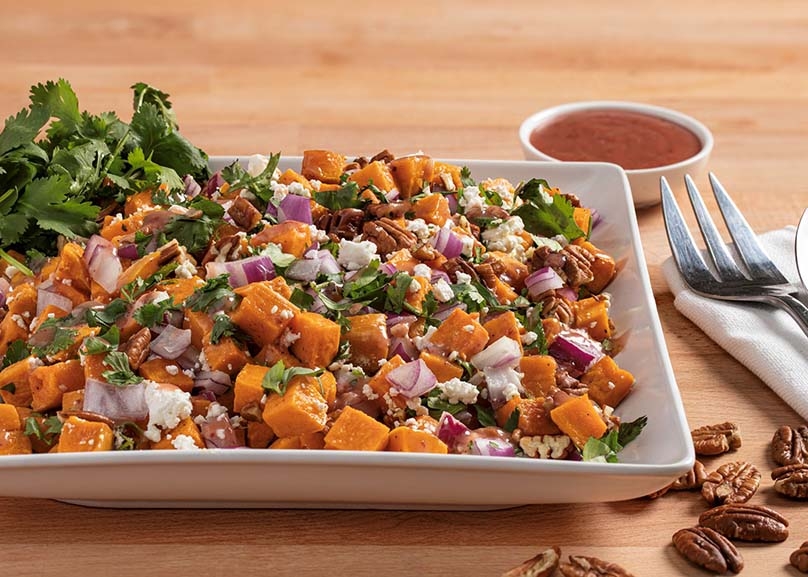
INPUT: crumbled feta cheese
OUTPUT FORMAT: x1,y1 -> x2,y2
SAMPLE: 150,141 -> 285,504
521,331 -> 538,345
337,239 -> 379,271
206,402 -> 229,420
171,434 -> 201,450
287,181 -> 310,198
406,218 -> 431,240
519,435 -> 572,459
280,309 -> 294,320
362,384 -> 379,400
144,382 -> 193,443
482,216 -> 527,261
151,291 -> 170,304
309,179 -> 322,191
459,234 -> 476,257
408,278 -> 421,293
462,324 -> 475,333
413,325 -> 438,351
174,259 -> 197,279
62,278 -> 72,287
280,329 -> 301,348
165,364 -> 179,376
439,172 -> 456,192
483,179 -> 515,209
431,278 -> 454,303
455,271 -> 473,285
412,263 -> 432,279
246,154 -> 270,177
459,185 -> 484,213
4,265 -> 19,279
270,181 -> 289,204
11,314 -> 26,330
438,378 -> 479,405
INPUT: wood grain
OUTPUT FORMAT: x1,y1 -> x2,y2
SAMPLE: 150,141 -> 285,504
1,1 -> 807,575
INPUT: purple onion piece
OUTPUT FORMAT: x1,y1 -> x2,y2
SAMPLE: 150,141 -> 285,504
83,379 -> 148,421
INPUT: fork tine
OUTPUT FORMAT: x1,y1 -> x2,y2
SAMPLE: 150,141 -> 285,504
684,175 -> 748,282
661,176 -> 716,284
709,172 -> 788,283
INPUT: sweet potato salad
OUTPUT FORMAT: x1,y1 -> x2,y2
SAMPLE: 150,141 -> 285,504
0,81 -> 645,460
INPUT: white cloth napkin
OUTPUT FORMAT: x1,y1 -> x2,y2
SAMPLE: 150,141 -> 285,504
662,226 -> 808,421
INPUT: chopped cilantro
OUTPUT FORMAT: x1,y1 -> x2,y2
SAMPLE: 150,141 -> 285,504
133,297 -> 179,328
512,185 -> 585,242
220,153 -> 280,205
460,166 -> 476,188
0,383 -> 16,394
2,339 -> 31,368
102,351 -> 142,386
260,360 -> 323,396
582,416 -> 648,463
209,314 -> 239,344
313,181 -> 366,211
84,298 -> 129,329
424,389 -> 465,420
120,262 -> 178,302
289,288 -> 315,310
184,274 -> 235,312
32,327 -> 77,358
473,404 -> 497,428
503,406 -> 520,433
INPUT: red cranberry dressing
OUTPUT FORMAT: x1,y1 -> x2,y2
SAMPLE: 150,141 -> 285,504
529,109 -> 702,170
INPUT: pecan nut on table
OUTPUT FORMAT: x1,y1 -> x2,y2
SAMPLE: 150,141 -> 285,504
701,461 -> 761,506
771,425 -> 808,466
672,526 -> 744,575
771,463 -> 808,499
691,422 -> 742,456
501,546 -> 560,577
698,504 -> 789,542
791,541 -> 808,574
558,555 -> 634,577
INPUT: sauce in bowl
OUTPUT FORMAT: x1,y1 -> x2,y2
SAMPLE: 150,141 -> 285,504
529,109 -> 703,170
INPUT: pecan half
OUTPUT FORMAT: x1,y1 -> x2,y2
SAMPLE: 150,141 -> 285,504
536,291 -> 574,324
366,201 -> 411,220
227,196 -> 263,231
531,245 -> 566,272
672,526 -> 743,574
123,327 -> 151,370
501,546 -> 560,577
671,460 -> 708,491
317,208 -> 366,240
362,217 -> 416,255
444,257 -> 479,283
771,425 -> 808,466
771,463 -> 808,499
202,234 -> 244,265
559,555 -> 634,577
555,367 -> 588,396
561,244 -> 595,288
691,422 -> 742,456
699,504 -> 789,542
370,149 -> 395,164
702,461 -> 760,506
465,204 -> 511,223
791,541 -> 808,573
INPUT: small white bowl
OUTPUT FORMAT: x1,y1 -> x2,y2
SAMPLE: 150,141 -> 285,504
519,101 -> 713,208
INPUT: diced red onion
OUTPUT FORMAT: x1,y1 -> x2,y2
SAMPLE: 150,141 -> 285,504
430,270 -> 451,284
150,325 -> 192,360
430,228 -> 464,259
557,286 -> 578,302
202,171 -> 224,198
446,193 -> 458,214
385,313 -> 417,328
116,243 -> 139,260
471,336 -> 521,371
436,411 -> 471,449
197,390 -> 217,402
389,337 -> 418,363
201,413 -> 240,449
83,378 -> 148,421
483,366 -> 522,405
194,371 -> 232,396
278,194 -> 313,224
385,188 -> 400,201
316,249 -> 341,275
379,262 -> 398,276
175,345 -> 200,370
36,287 -> 73,316
433,302 -> 466,322
84,235 -> 122,294
183,174 -> 202,198
0,278 -> 8,308
525,266 -> 564,298
548,329 -> 605,374
385,358 -> 437,398
205,255 -> 276,288
285,257 -> 322,282
470,437 -> 516,457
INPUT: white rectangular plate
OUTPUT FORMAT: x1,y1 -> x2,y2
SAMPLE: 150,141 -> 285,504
0,157 -> 694,509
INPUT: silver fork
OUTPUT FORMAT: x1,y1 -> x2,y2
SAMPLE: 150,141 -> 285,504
661,172 -> 808,337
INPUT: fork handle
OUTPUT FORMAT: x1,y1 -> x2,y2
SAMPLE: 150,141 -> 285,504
769,294 -> 808,339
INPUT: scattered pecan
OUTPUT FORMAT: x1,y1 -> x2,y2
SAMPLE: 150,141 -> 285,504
560,191 -> 582,208
561,244 -> 595,287
317,208 -> 365,240
691,422 -> 742,456
501,546 -> 560,577
699,504 -> 789,542
342,161 -> 362,172
672,526 -> 743,574
558,554 -> 635,577
444,257 -> 479,283
123,327 -> 151,370
202,234 -> 244,265
771,425 -> 808,466
531,245 -> 566,273
536,291 -> 574,325
155,239 -> 182,266
465,204 -> 511,223
350,156 -> 369,169
771,463 -> 808,499
227,196 -> 263,231
646,485 -> 671,500
366,201 -> 411,220
791,541 -> 808,573
370,149 -> 395,164
474,262 -> 499,292
671,460 -> 708,491
555,368 -> 588,396
702,461 -> 760,506
362,217 -> 416,255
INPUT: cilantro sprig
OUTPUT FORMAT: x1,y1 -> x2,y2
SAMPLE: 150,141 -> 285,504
582,415 -> 648,463
260,360 -> 323,396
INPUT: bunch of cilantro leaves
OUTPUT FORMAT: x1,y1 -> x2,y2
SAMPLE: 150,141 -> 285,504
0,79 -> 209,262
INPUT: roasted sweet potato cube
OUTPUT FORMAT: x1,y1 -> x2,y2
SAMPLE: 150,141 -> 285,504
269,432 -> 324,450
30,359 -> 85,412
385,249 -> 419,274
183,309 -> 214,349
342,314 -> 389,374
0,430 -> 32,455
520,355 -> 557,398
270,436 -> 303,449
233,364 -> 269,414
261,381 -> 328,437
124,189 -> 156,216
231,282 -> 299,347
53,242 -> 91,294
267,276 -> 293,299
349,160 -> 396,192
62,389 -> 85,412
495,397 -> 521,428
389,155 -> 434,199
517,398 -> 561,436
301,149 -> 346,184
309,371 -> 337,409
0,356 -> 41,406
412,193 -> 450,226
574,239 -> 616,294
572,296 -> 612,341
277,169 -> 312,190
0,404 -> 22,430
150,417 -> 205,450
324,406 -> 390,451
159,277 -> 204,303
483,311 -> 523,353
428,308 -> 488,360
248,221 -> 313,258
256,343 -> 301,368
138,359 -> 194,392
29,303 -> 71,333
387,427 -> 448,453
289,311 -> 341,368
366,355 -> 406,411
57,416 -> 114,452
581,356 -> 635,409
247,421 -> 276,448
82,352 -> 108,382
431,162 -> 463,191
419,351 -> 463,383
0,283 -> 36,357
202,337 -> 249,376
550,393 -> 607,448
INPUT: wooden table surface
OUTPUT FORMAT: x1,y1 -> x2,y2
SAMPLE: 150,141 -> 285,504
2,1 -> 807,575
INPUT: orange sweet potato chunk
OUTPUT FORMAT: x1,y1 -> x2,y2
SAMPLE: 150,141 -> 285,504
419,351 -> 463,383
0,283 -> 36,357
0,356 -> 41,406
574,239 -> 616,294
138,359 -> 194,392
57,416 -> 114,452
247,421 -> 276,448
231,281 -> 299,347
248,221 -> 312,258
261,380 -> 328,438
349,160 -> 396,192
342,314 -> 389,374
0,404 -> 22,430
53,242 -> 91,294
233,364 -> 269,414
0,430 -> 32,455
581,356 -> 635,409
412,193 -> 450,226
183,309 -> 214,349
389,155 -> 434,199
150,417 -> 205,450
301,149 -> 346,184
366,355 -> 406,411
324,406 -> 390,451
202,337 -> 249,376
428,308 -> 488,360
289,311 -> 341,368
387,427 -> 448,453
62,389 -> 85,412
30,359 -> 85,412
550,393 -> 607,448
520,355 -> 557,398
277,169 -> 312,189
483,311 -> 523,353
572,296 -> 612,341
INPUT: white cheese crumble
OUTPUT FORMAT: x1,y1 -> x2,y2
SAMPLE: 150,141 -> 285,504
458,185 -> 484,213
174,259 -> 197,279
482,216 -> 527,261
431,278 -> 454,303
280,329 -> 301,348
455,271 -> 473,285
521,331 -> 538,345
165,364 -> 179,376
412,263 -> 432,279
438,378 -> 479,405
171,434 -> 201,450
246,154 -> 270,177
406,218 -> 431,240
287,181 -> 310,198
143,382 -> 193,443
337,239 -> 379,271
